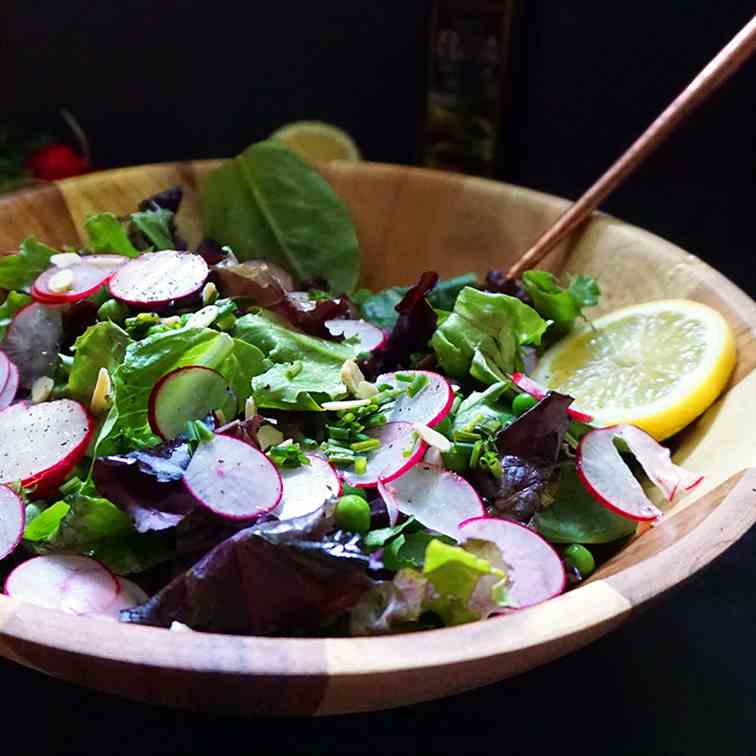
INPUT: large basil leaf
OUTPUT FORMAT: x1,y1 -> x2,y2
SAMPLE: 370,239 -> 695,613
201,140 -> 360,294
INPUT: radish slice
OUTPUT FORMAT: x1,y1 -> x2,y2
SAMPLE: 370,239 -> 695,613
325,319 -> 386,352
276,453 -> 342,520
0,399 -> 93,496
32,254 -> 127,304
1,302 -> 63,389
0,485 -> 24,560
148,366 -> 237,441
183,434 -> 283,520
4,555 -> 120,615
375,370 -> 453,427
459,516 -> 566,609
377,463 -> 484,539
576,424 -> 702,521
108,250 -> 208,309
613,424 -> 703,500
87,577 -> 149,620
340,421 -> 427,489
0,359 -> 18,411
512,372 -> 593,423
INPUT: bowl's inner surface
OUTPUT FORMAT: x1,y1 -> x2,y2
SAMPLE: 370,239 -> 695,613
0,160 -> 754,715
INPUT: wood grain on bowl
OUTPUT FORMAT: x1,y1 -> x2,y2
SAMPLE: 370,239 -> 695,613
0,161 -> 754,715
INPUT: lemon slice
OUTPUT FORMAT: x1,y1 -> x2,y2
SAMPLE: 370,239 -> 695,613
532,299 -> 736,440
270,121 -> 361,162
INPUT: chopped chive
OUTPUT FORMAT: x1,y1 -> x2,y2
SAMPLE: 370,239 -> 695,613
450,395 -> 462,414
453,430 -> 482,442
395,372 -> 413,382
341,412 -> 356,423
285,361 -> 303,379
364,413 -> 387,429
470,440 -> 483,468
377,383 -> 393,391
350,438 -> 381,453
352,432 -> 371,442
354,456 -> 368,475
407,374 -> 428,398
451,441 -> 475,455
327,425 -> 351,441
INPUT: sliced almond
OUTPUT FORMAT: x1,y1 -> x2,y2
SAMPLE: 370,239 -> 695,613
201,281 -> 219,305
186,305 -> 219,329
90,367 -> 112,415
47,268 -> 75,293
50,252 -> 81,268
411,422 -> 451,453
321,399 -> 371,411
30,376 -> 54,404
258,425 -> 284,451
244,396 -> 257,420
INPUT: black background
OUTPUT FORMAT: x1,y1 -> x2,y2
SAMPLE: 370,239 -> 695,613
3,2 -> 756,754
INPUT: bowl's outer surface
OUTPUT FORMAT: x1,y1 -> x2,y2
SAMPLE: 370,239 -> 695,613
0,160 -> 754,715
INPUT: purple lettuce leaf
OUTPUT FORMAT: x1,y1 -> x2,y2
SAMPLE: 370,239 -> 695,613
360,271 -> 439,378
272,291 -> 354,339
138,186 -> 183,214
468,392 -> 573,522
92,438 -> 196,533
484,270 -> 533,305
121,506 -> 373,635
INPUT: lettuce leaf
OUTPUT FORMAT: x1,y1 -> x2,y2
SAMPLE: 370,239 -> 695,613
122,507 -> 373,634
0,290 -> 32,340
24,492 -> 173,575
360,273 -> 477,329
0,236 -> 57,291
85,213 -> 140,257
202,140 -> 360,294
234,309 -> 354,410
129,207 -> 175,250
67,321 -> 130,403
349,538 -> 510,634
431,286 -> 548,384
535,464 -> 637,544
522,271 -> 600,335
95,324 -> 266,455
452,381 -> 513,433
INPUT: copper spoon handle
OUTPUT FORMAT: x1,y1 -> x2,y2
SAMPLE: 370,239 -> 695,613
506,13 -> 756,280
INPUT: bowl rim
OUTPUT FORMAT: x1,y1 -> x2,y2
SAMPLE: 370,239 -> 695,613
1,160 -> 754,713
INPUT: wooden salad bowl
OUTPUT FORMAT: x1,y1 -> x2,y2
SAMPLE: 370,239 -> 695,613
0,160 -> 754,716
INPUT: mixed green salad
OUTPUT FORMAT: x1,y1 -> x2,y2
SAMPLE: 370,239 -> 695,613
0,141 -> 702,636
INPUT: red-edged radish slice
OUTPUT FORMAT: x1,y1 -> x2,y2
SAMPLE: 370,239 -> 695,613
87,577 -> 149,620
340,421 -> 427,489
378,463 -> 484,539
4,555 -> 120,615
0,363 -> 16,411
0,399 -> 93,496
1,302 -> 63,389
108,250 -> 209,309
0,352 -> 9,394
511,372 -> 593,423
459,516 -> 566,609
325,319 -> 386,352
32,254 -> 127,304
183,434 -> 283,520
148,366 -> 237,441
576,424 -> 702,521
613,424 -> 703,500
576,425 -> 660,521
276,453 -> 342,520
0,485 -> 24,560
375,370 -> 453,427
0,357 -> 17,411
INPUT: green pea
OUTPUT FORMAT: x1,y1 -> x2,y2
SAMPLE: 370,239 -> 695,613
512,393 -> 538,416
335,494 -> 371,534
97,298 -> 129,324
563,543 -> 595,576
